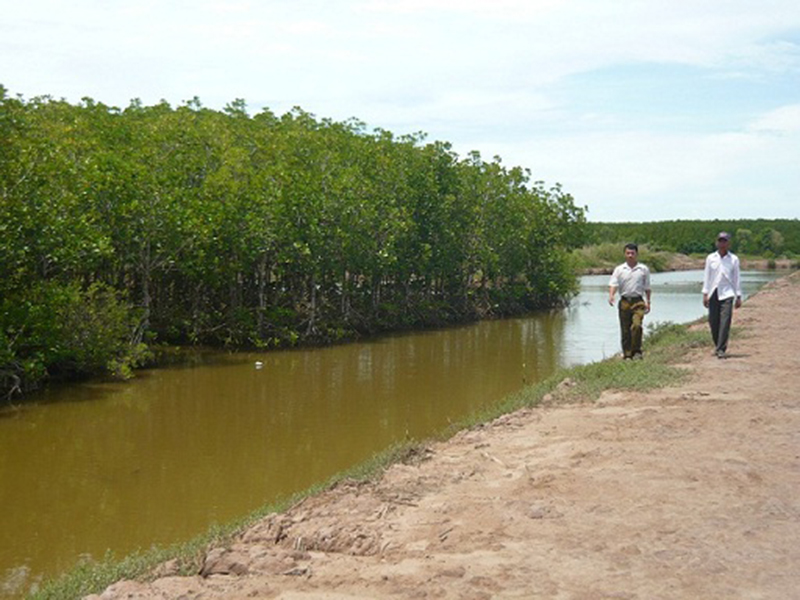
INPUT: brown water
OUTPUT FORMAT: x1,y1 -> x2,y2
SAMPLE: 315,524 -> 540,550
0,270 -> 783,596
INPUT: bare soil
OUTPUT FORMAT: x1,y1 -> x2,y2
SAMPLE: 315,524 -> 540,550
89,271 -> 800,600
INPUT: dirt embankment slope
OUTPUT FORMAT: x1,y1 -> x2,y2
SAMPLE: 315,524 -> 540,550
90,271 -> 800,599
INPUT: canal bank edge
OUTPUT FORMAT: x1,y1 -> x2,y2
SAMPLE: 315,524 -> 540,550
41,270 -> 800,599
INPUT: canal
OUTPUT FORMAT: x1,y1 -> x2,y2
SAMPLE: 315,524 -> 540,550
0,269 -> 783,595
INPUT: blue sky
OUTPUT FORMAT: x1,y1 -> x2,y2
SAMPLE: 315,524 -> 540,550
2,0 -> 799,222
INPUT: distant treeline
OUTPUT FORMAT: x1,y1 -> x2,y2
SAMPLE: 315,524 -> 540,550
0,87 -> 587,398
588,219 -> 800,256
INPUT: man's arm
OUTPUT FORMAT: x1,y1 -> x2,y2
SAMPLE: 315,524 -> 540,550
608,267 -> 619,306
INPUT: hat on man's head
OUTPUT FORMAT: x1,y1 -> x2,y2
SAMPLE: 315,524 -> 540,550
717,231 -> 731,241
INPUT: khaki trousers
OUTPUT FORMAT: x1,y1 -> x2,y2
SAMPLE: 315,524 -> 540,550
618,296 -> 647,358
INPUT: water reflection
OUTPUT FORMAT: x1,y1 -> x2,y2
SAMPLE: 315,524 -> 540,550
0,269 -> 784,595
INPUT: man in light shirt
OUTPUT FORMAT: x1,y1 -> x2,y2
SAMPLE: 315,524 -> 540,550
608,243 -> 652,359
702,231 -> 743,359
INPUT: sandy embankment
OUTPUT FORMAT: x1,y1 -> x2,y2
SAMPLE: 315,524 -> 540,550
91,271 -> 800,599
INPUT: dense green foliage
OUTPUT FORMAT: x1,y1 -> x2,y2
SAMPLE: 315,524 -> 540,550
1,87 -> 587,398
588,219 -> 800,257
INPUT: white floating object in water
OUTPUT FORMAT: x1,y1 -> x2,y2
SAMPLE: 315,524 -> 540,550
255,361 -> 264,369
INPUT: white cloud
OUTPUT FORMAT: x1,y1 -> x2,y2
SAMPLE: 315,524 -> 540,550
750,104 -> 800,133
470,122 -> 799,222
361,0 -> 564,16
2,0 -> 798,220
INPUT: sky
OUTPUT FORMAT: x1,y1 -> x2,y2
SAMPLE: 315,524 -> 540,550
2,0 -> 799,222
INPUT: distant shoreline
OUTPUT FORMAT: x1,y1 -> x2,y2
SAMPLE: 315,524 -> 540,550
582,256 -> 796,276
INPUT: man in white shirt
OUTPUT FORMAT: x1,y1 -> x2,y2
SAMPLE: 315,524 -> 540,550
608,243 -> 652,359
702,231 -> 742,359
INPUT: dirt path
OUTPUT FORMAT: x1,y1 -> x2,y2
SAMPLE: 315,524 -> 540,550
90,272 -> 800,600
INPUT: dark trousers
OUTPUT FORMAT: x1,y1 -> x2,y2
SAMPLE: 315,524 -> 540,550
618,296 -> 646,358
708,290 -> 734,353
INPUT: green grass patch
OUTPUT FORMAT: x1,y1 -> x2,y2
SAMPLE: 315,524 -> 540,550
29,546 -> 196,600
28,516 -> 266,600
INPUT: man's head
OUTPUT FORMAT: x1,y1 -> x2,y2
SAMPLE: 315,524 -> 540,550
624,242 -> 638,265
716,231 -> 731,254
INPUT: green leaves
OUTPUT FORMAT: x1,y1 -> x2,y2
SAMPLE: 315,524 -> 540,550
0,282 -> 147,396
1,91 -> 587,397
